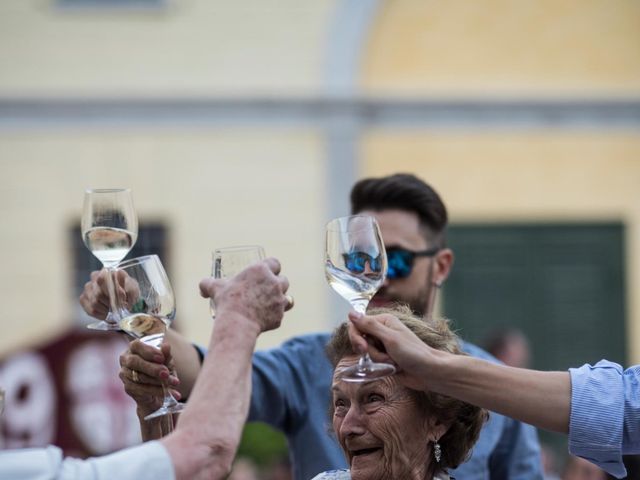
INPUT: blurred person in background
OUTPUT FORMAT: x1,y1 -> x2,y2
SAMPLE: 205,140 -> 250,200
540,444 -> 562,480
562,456 -> 608,480
228,457 -> 260,480
483,327 -> 531,369
0,259 -> 290,480
81,173 -> 542,479
265,456 -> 293,480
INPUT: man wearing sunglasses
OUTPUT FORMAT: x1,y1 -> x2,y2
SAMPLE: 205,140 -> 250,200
82,173 -> 542,480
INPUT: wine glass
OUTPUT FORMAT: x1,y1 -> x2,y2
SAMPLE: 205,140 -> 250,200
325,215 -> 396,382
210,245 -> 266,318
115,254 -> 185,421
81,188 -> 138,330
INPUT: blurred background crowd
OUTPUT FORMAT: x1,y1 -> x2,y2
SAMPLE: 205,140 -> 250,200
1,1 -> 639,479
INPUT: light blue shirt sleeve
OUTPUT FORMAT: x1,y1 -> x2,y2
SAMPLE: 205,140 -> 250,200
0,441 -> 175,480
569,360 -> 640,479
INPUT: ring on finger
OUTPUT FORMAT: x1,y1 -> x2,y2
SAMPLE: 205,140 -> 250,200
131,370 -> 140,383
285,294 -> 294,310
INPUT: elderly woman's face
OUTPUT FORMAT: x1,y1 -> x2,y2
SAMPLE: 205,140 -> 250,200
332,355 -> 440,480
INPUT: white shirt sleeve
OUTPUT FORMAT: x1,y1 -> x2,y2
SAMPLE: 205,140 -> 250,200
0,441 -> 175,480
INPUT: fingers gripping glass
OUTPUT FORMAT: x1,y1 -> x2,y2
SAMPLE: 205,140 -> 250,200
115,255 -> 185,421
386,246 -> 440,279
325,215 -> 396,382
210,246 -> 266,319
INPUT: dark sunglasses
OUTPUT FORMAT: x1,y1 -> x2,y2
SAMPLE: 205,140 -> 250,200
342,252 -> 384,274
386,246 -> 440,279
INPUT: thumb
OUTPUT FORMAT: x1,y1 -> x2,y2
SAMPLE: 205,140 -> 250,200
199,278 -> 223,299
349,311 -> 395,340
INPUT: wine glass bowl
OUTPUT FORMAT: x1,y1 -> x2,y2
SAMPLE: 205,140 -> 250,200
325,215 -> 396,382
83,226 -> 135,268
81,188 -> 138,330
115,254 -> 184,421
119,313 -> 168,349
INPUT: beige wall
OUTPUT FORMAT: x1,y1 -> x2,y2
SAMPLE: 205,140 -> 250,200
2,0 -> 639,366
0,130 -> 327,354
362,0 -> 640,95
361,132 -> 640,363
0,0 -> 335,96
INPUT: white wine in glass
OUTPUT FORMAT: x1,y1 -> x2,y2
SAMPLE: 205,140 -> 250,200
81,188 -> 138,330
325,215 -> 396,382
84,227 -> 136,266
115,254 -> 185,421
210,245 -> 266,318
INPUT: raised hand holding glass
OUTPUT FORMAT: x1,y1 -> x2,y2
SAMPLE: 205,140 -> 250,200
115,254 -> 185,421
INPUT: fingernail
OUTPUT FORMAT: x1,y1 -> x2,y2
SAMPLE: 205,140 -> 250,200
171,390 -> 182,400
159,369 -> 169,380
169,376 -> 180,386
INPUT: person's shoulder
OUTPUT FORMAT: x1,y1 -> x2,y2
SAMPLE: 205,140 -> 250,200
254,332 -> 331,362
459,340 -> 501,364
278,332 -> 332,350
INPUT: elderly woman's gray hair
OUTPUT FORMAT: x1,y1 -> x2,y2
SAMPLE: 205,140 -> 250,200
327,305 -> 488,471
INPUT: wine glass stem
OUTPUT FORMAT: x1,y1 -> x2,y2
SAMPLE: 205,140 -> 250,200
105,266 -> 121,322
352,300 -> 368,315
160,380 -> 180,409
352,301 -> 373,367
359,353 -> 373,367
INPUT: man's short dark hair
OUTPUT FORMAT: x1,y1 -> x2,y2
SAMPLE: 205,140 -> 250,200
350,173 -> 448,245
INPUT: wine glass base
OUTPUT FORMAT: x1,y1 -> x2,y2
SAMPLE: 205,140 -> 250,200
144,402 -> 186,421
338,361 -> 396,383
86,320 -> 122,331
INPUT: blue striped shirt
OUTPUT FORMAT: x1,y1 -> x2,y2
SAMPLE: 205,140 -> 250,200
569,360 -> 640,478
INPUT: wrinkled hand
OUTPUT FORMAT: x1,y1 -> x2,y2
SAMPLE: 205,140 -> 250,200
198,257 -> 290,334
79,269 -> 140,319
119,341 -> 181,416
347,311 -> 439,392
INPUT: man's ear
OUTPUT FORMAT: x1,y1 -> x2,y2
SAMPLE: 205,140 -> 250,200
433,248 -> 454,287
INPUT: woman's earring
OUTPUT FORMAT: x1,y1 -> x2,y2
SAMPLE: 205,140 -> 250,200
434,441 -> 442,463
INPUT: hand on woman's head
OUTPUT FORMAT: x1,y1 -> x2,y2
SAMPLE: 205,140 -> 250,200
347,310 -> 438,393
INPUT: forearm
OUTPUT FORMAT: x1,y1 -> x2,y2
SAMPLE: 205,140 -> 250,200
431,351 -> 571,433
164,312 -> 259,480
138,410 -> 174,442
165,328 -> 202,398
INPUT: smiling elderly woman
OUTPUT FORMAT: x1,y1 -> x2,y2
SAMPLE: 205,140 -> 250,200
313,306 -> 487,480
